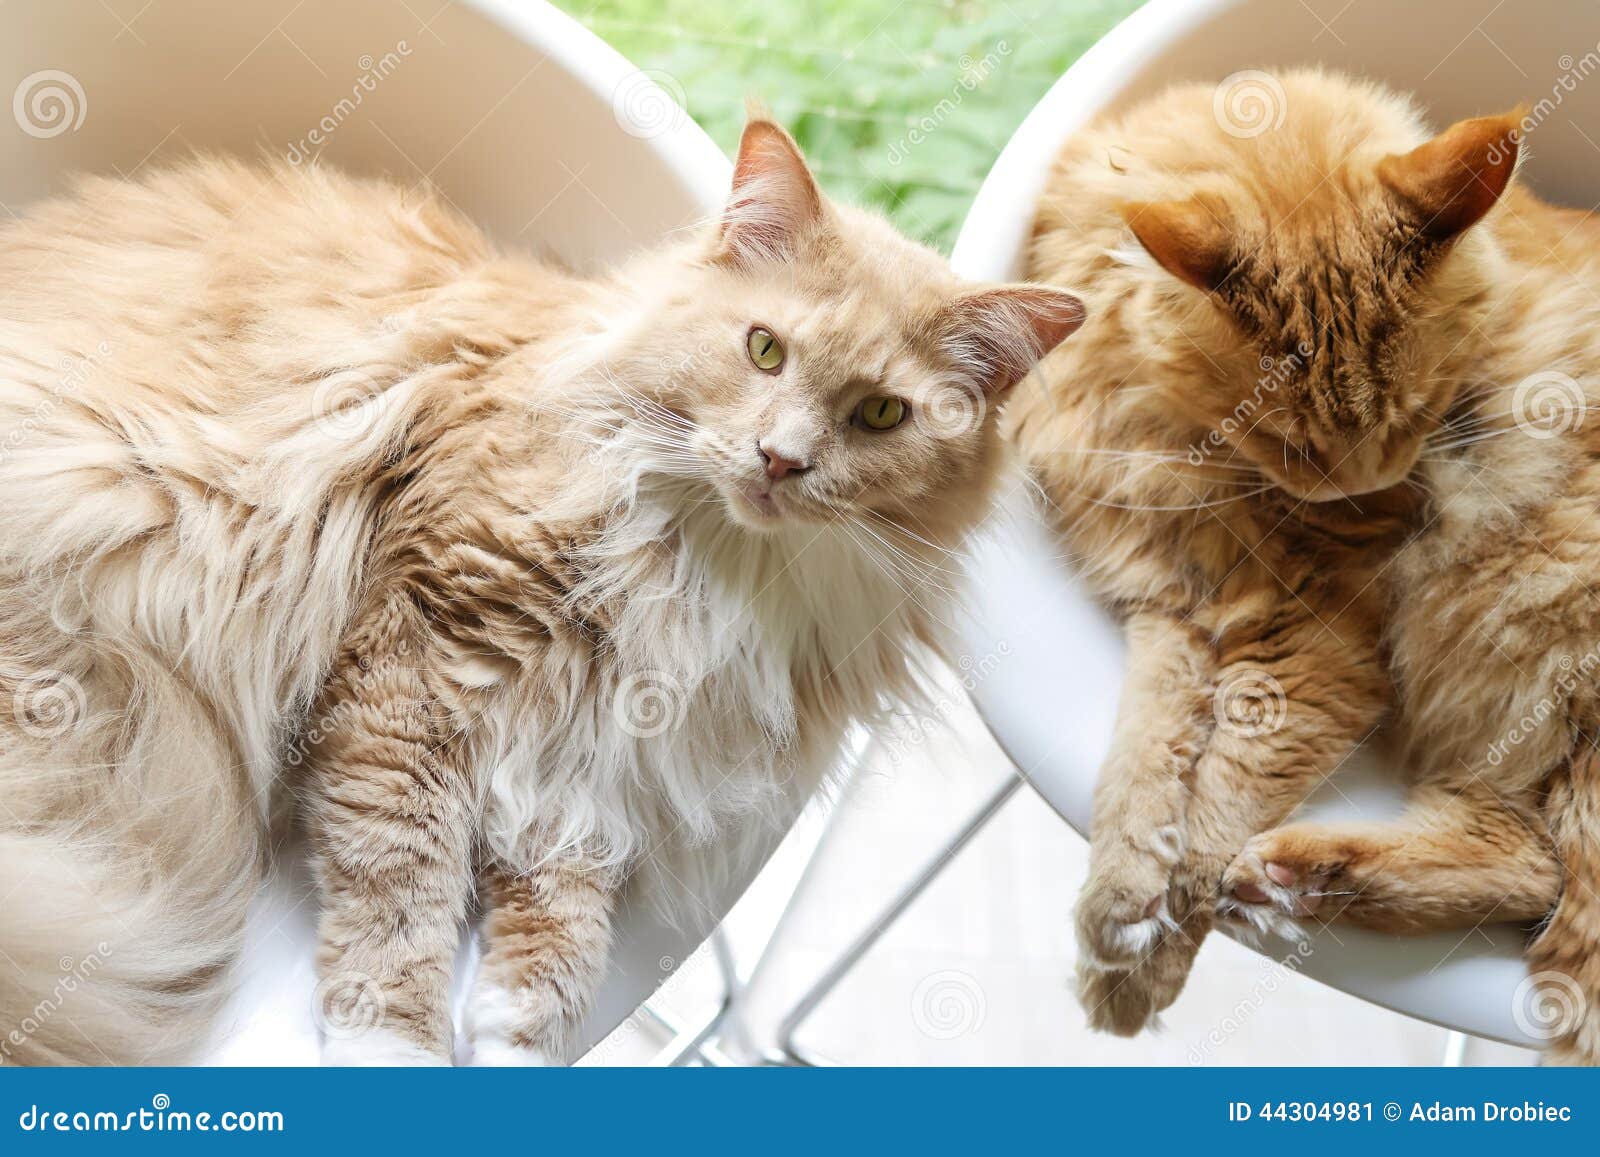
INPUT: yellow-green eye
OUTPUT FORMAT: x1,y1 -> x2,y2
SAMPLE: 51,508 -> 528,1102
855,396 -> 907,431
747,326 -> 784,372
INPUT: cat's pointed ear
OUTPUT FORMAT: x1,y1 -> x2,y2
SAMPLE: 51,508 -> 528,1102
1121,198 -> 1235,292
938,285 -> 1086,395
716,118 -> 823,266
1378,110 -> 1524,240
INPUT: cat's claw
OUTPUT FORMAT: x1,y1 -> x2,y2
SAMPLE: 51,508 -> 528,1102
1218,836 -> 1328,940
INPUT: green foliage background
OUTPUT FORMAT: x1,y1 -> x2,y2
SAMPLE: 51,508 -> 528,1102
560,0 -> 1140,251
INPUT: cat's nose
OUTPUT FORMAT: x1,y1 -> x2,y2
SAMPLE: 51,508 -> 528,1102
758,441 -> 810,480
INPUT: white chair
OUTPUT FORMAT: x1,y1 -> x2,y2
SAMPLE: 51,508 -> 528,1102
2,0 -> 765,1064
763,0 -> 1600,1060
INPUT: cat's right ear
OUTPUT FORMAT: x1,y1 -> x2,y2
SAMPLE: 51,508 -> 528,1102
715,119 -> 823,267
1377,110 -> 1524,240
1120,199 -> 1234,292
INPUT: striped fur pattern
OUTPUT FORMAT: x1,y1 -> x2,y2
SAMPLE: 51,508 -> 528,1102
1024,70 -> 1600,1062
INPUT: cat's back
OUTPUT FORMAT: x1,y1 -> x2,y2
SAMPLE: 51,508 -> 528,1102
0,159 -> 494,345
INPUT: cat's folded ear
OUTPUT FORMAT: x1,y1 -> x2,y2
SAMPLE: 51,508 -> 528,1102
1378,110 -> 1525,240
938,285 -> 1086,395
715,118 -> 824,267
1120,198 -> 1235,293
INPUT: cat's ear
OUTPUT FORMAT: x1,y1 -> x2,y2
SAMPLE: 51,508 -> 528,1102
1378,110 -> 1523,240
1121,198 -> 1235,292
716,118 -> 823,266
938,285 -> 1086,395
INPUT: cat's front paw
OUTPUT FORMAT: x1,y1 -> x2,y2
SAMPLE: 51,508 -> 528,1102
1075,825 -> 1184,968
464,980 -> 568,1067
1218,828 -> 1346,938
321,1027 -> 451,1067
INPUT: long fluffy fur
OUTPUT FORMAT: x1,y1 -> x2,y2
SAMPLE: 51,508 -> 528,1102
0,138 -> 1078,1064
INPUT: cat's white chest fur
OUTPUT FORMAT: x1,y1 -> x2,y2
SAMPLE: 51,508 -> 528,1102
477,503 -> 928,883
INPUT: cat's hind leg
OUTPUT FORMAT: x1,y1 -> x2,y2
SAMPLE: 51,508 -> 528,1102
1219,780 -> 1559,934
465,857 -> 618,1066
1527,743 -> 1600,1065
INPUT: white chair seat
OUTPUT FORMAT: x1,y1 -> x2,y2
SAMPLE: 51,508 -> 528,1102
949,0 -> 1600,1049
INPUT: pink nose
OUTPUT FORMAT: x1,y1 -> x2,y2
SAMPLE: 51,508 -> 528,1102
759,442 -> 809,480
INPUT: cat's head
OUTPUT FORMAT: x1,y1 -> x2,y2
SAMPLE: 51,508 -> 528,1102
603,118 -> 1083,536
1124,76 -> 1521,500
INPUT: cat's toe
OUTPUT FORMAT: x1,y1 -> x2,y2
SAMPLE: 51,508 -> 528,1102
1077,964 -> 1165,1036
1077,893 -> 1176,969
1218,836 -> 1330,939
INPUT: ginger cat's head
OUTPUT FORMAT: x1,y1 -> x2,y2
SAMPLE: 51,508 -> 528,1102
1118,72 -> 1520,500
596,119 -> 1084,535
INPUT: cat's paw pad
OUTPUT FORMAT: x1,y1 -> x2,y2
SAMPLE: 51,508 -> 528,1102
321,1027 -> 450,1067
1218,833 -> 1338,939
1076,825 -> 1184,968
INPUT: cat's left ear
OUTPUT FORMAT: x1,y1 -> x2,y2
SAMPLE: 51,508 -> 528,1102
937,285 -> 1087,395
716,118 -> 823,266
1378,110 -> 1524,240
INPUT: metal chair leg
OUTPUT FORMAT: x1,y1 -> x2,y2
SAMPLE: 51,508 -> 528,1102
767,771 -> 1025,1064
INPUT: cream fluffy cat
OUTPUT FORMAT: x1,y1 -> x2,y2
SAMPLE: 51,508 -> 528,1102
0,120 -> 1083,1065
1022,70 -> 1600,1063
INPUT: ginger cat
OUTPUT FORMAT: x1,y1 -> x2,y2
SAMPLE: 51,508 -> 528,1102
1021,69 -> 1600,1063
0,120 -> 1083,1065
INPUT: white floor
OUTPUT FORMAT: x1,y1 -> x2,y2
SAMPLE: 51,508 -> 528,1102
585,686 -> 1541,1067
